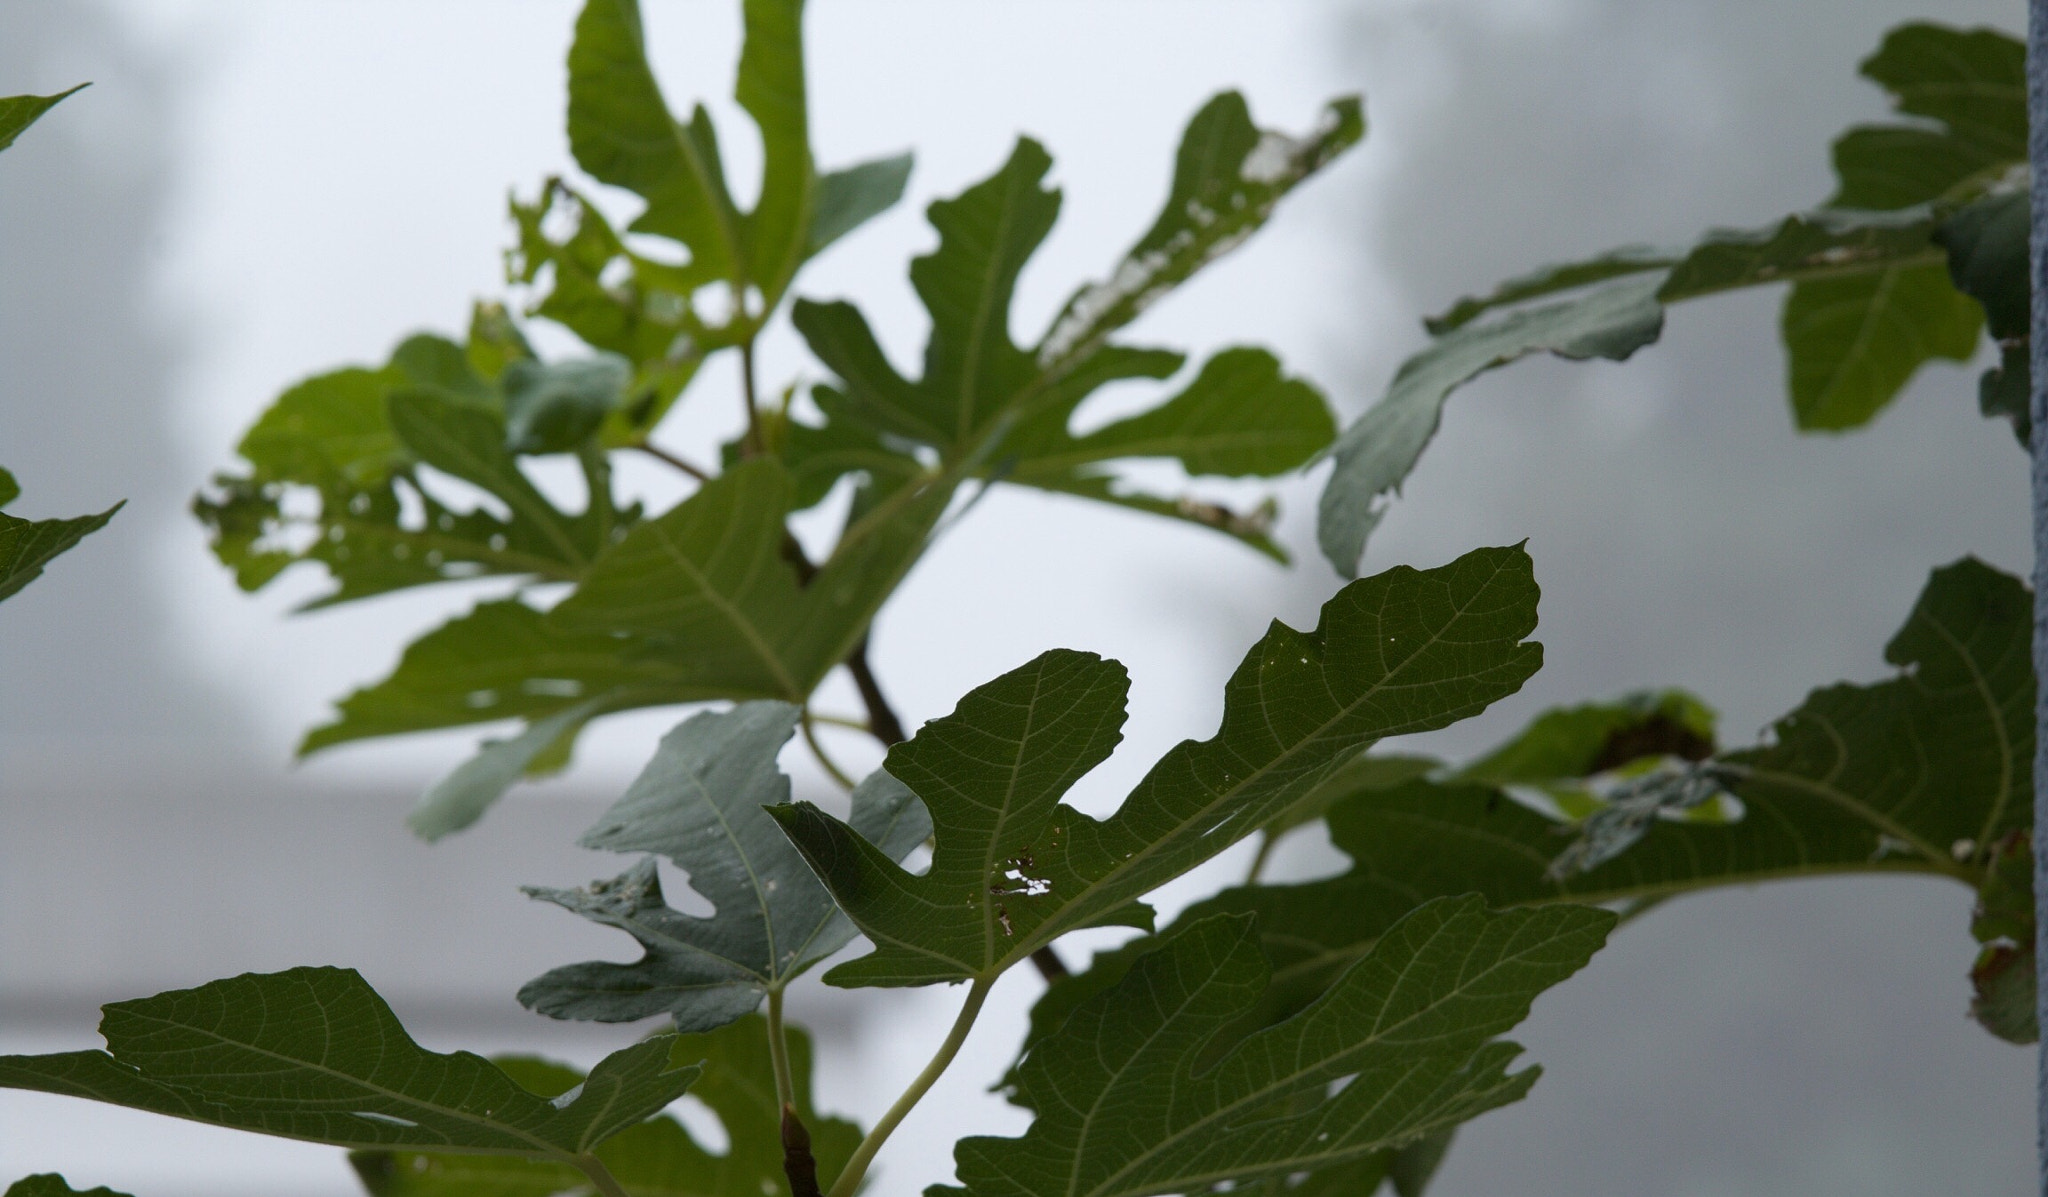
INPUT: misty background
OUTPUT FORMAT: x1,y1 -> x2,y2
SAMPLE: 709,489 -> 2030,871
0,1 -> 2033,1193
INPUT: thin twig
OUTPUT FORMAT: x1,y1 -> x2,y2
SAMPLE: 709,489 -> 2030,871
826,975 -> 995,1197
847,635 -> 906,746
1029,947 -> 1071,982
801,710 -> 859,792
629,441 -> 713,482
1244,832 -> 1278,884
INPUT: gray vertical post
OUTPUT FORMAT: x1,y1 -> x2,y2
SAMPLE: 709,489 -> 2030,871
2031,2 -> 2048,1192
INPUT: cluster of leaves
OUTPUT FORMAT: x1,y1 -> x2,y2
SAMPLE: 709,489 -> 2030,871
1318,22 -> 2029,574
192,0 -> 1351,839
0,86 -> 120,603
14,9 -> 2038,1197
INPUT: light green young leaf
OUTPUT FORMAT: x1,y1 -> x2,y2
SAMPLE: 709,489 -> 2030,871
5,1177 -> 134,1197
938,899 -> 1613,1197
772,544 -> 1544,987
1317,275 -> 1664,576
0,84 -> 87,152
195,331 -> 635,608
0,968 -> 695,1155
353,1014 -> 862,1197
1831,23 -> 2026,210
519,702 -> 931,1030
0,502 -> 121,604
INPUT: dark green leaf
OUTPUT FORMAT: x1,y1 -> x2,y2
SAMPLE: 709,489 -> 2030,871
1968,831 -> 2036,1044
1317,275 -> 1664,576
810,153 -> 913,254
1831,24 -> 2026,209
0,502 -> 121,603
0,968 -> 695,1155
1387,1128 -> 1456,1197
1108,557 -> 2026,1030
0,467 -> 18,508
5,1178 -> 134,1197
1656,207 -> 1947,302
1980,342 -> 2031,444
938,899 -> 1613,1197
0,84 -> 87,152
733,0 -> 813,301
353,1014 -> 860,1197
773,544 -> 1544,986
520,702 -> 931,1030
1937,186 -> 2029,340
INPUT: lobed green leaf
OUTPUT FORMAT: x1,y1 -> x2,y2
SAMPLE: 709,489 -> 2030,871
519,702 -> 931,1030
938,898 -> 1613,1197
353,1015 -> 861,1197
0,968 -> 696,1156
772,544 -> 1544,986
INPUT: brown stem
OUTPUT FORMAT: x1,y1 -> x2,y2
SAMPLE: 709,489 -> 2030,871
630,441 -> 713,482
1029,947 -> 1071,983
846,636 -> 906,746
782,1103 -> 823,1197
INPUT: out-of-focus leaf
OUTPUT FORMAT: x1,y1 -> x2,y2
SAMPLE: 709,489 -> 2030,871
0,84 -> 86,152
1317,275 -> 1663,577
408,699 -> 611,842
1036,91 -> 1364,370
1458,689 -> 1716,789
551,458 -> 949,703
0,968 -> 695,1155
0,502 -> 120,604
1968,831 -> 2036,1044
503,355 -> 633,454
352,1015 -> 861,1197
520,702 -> 931,1030
1778,262 -> 1981,431
772,545 -> 1544,987
1424,246 -> 1676,335
1831,23 -> 2026,210
301,599 -> 692,753
1937,185 -> 2032,444
4,1178 -> 133,1197
810,152 -> 912,253
195,332 -> 636,608
789,93 -> 1352,553
938,899 -> 1612,1197
1655,207 -> 1946,300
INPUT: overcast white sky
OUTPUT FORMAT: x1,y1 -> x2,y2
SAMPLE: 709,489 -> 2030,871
1,1 -> 2036,1194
